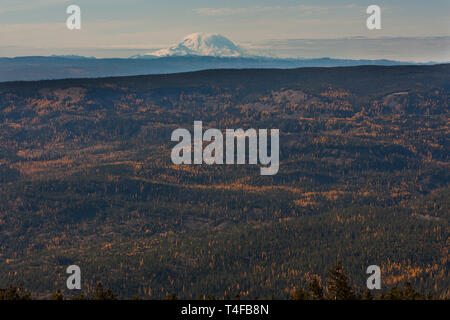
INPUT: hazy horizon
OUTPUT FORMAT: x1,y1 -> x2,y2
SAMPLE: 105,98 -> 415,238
1,0 -> 449,62
1,35 -> 449,63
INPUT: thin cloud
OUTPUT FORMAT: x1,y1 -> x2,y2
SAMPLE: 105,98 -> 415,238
0,0 -> 69,14
193,4 -> 360,16
244,36 -> 450,62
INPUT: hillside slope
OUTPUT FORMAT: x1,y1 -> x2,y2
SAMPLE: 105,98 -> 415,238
0,65 -> 448,298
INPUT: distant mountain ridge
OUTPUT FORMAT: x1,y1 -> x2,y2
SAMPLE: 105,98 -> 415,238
0,55 -> 424,82
0,32 -> 437,82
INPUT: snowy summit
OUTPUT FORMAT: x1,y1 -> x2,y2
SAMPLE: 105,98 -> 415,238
144,33 -> 246,58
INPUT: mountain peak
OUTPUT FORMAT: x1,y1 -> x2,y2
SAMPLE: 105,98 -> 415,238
147,33 -> 246,58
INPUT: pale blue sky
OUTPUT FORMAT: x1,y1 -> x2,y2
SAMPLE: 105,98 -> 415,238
1,0 -> 449,61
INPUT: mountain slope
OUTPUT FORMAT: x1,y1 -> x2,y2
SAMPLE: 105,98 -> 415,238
0,56 -> 415,82
0,65 -> 448,298
147,32 -> 245,57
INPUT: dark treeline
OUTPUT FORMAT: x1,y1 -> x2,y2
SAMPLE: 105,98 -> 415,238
1,263 -> 446,300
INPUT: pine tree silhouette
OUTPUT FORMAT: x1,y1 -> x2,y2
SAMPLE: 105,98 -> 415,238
327,262 -> 356,300
309,277 -> 324,300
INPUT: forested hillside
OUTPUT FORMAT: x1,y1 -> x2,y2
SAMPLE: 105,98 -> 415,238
0,65 -> 448,298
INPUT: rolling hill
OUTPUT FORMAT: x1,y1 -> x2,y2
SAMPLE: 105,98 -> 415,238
0,65 -> 448,298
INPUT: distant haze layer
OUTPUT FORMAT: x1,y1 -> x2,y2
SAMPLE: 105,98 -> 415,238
1,36 -> 449,63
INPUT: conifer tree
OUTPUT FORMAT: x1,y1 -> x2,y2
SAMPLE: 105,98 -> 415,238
327,262 -> 356,300
51,289 -> 64,300
0,285 -> 32,300
402,282 -> 423,300
362,288 -> 373,300
165,293 -> 178,300
290,287 -> 308,300
384,285 -> 402,300
309,277 -> 324,300
92,282 -> 117,300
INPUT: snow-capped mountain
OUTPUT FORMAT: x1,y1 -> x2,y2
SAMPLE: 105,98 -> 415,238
138,33 -> 246,58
